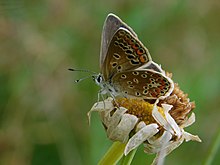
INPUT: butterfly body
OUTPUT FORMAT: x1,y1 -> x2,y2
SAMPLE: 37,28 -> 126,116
93,13 -> 174,101
93,73 -> 118,96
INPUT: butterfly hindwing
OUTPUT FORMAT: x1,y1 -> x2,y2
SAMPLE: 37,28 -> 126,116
112,70 -> 174,99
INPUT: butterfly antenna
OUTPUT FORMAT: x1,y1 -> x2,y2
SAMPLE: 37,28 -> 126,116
68,68 -> 97,74
74,75 -> 95,83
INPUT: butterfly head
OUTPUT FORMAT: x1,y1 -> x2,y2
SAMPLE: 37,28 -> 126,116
92,73 -> 103,86
92,73 -> 119,96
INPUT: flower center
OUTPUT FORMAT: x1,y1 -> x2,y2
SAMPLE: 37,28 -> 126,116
114,98 -> 165,125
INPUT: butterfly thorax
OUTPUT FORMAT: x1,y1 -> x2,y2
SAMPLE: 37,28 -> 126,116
93,73 -> 118,96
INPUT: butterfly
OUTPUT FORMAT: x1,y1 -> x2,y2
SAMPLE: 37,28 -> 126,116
70,13 -> 174,101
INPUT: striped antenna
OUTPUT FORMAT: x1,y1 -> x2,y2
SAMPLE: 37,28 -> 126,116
68,68 -> 96,74
68,68 -> 97,83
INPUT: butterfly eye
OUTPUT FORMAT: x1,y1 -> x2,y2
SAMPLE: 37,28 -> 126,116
96,75 -> 102,83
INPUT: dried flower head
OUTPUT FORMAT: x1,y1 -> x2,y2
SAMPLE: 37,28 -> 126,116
89,73 -> 201,164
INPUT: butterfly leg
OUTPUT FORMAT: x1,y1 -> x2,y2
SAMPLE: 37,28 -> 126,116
108,92 -> 120,107
100,93 -> 106,109
95,89 -> 108,108
95,90 -> 102,107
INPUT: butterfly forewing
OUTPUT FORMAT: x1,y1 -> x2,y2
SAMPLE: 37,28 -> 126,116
112,70 -> 173,99
102,28 -> 152,80
100,13 -> 138,69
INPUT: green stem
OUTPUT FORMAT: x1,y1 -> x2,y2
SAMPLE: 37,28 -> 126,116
120,148 -> 137,165
98,142 -> 126,165
204,128 -> 220,165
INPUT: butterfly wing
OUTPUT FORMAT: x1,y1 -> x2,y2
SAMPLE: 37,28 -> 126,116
102,27 -> 152,80
111,70 -> 174,99
138,61 -> 166,74
100,13 -> 138,69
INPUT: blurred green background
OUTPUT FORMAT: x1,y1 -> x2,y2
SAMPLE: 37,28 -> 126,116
0,0 -> 219,164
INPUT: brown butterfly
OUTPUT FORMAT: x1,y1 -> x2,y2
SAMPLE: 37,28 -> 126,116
70,13 -> 174,100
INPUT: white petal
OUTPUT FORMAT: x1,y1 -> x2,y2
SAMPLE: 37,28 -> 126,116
91,97 -> 114,111
144,130 -> 173,154
108,113 -> 138,142
124,123 -> 159,155
107,107 -> 128,135
161,103 -> 173,111
135,121 -> 148,131
162,103 -> 181,138
99,109 -> 112,126
148,130 -> 173,148
88,97 -> 114,125
151,137 -> 184,165
183,131 -> 202,142
151,131 -> 172,165
163,137 -> 184,155
152,102 -> 174,135
181,113 -> 196,128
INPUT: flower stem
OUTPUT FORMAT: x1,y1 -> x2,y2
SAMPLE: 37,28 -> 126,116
204,128 -> 220,165
98,142 -> 126,165
120,148 -> 137,165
